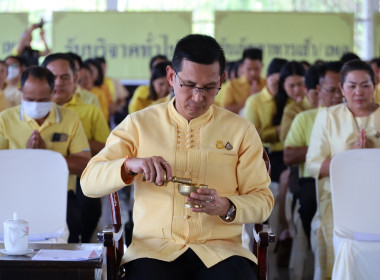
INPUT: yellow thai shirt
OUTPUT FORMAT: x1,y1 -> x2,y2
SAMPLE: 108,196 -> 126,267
75,86 -> 101,108
284,108 -> 319,177
0,103 -> 90,191
221,76 -> 266,108
63,94 -> 110,143
244,87 -> 283,152
306,104 -> 380,195
81,98 -> 273,268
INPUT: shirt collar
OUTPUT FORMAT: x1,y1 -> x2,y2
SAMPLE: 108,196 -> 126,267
168,97 -> 214,128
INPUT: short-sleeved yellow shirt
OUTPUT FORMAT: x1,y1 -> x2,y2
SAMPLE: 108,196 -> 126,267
284,108 -> 318,177
64,94 -> 110,143
0,103 -> 90,191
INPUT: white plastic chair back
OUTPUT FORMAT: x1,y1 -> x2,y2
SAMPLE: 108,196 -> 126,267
0,149 -> 69,242
330,149 -> 380,280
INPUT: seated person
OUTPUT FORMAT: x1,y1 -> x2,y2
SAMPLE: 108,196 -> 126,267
81,34 -> 273,280
0,66 -> 91,243
221,48 -> 266,114
284,60 -> 342,246
306,59 -> 380,278
128,54 -> 169,114
129,61 -> 171,113
4,56 -> 25,106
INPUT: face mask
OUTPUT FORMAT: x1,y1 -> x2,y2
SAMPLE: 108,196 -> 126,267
7,64 -> 20,80
21,100 -> 52,119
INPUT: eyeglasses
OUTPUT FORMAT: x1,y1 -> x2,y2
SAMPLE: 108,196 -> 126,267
320,86 -> 342,95
175,71 -> 221,97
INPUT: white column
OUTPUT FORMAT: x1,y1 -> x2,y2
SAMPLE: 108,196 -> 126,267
362,0 -> 379,60
106,0 -> 118,11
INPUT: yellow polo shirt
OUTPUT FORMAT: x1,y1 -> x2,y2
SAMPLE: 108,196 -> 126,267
284,108 -> 318,177
244,87 -> 283,152
3,83 -> 21,107
0,103 -> 90,191
81,98 -> 273,268
75,86 -> 101,108
64,94 -> 110,143
220,76 -> 266,108
280,97 -> 313,143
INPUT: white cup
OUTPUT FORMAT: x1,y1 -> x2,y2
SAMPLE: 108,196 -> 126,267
3,217 -> 29,253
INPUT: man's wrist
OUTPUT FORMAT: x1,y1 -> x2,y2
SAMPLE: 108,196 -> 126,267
220,199 -> 236,221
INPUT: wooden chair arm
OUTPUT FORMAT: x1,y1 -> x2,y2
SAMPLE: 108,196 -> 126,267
253,224 -> 276,280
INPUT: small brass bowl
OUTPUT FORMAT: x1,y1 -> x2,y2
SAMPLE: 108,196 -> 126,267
177,184 -> 199,196
177,184 -> 208,208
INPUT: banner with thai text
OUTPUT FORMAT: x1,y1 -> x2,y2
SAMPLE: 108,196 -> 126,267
215,12 -> 354,71
0,13 -> 29,59
52,12 -> 192,81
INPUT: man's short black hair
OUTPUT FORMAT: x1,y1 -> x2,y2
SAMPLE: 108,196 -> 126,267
41,53 -> 76,74
340,52 -> 361,64
20,66 -> 55,92
305,64 -> 321,91
340,59 -> 374,85
149,54 -> 168,70
242,48 -> 263,62
67,52 -> 83,69
172,34 -> 226,77
318,61 -> 343,84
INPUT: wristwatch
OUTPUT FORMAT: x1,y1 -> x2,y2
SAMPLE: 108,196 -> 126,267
222,202 -> 236,221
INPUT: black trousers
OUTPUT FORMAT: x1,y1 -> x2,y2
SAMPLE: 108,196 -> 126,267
121,249 -> 258,280
268,150 -> 286,183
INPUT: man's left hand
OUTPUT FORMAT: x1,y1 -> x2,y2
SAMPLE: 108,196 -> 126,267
188,187 -> 231,216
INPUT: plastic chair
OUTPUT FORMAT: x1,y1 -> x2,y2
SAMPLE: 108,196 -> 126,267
0,149 -> 69,243
330,149 -> 380,280
99,149 -> 275,280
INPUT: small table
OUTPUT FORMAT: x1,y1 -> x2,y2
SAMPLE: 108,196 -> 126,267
0,243 -> 103,280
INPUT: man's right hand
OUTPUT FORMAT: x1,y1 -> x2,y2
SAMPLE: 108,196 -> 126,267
26,130 -> 46,149
125,156 -> 172,186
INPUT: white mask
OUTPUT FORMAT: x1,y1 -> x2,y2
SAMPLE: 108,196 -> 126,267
21,100 -> 52,119
7,64 -> 20,80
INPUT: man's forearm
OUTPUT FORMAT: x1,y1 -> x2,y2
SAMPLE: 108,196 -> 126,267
89,140 -> 105,156
283,146 -> 308,166
65,154 -> 90,176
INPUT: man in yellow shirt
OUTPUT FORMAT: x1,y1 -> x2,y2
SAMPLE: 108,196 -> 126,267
221,48 -> 266,114
0,66 -> 91,243
284,61 -> 342,244
81,34 -> 273,279
42,53 -> 111,243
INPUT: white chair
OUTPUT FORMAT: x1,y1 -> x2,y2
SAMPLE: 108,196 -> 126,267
330,149 -> 380,280
0,149 -> 69,243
